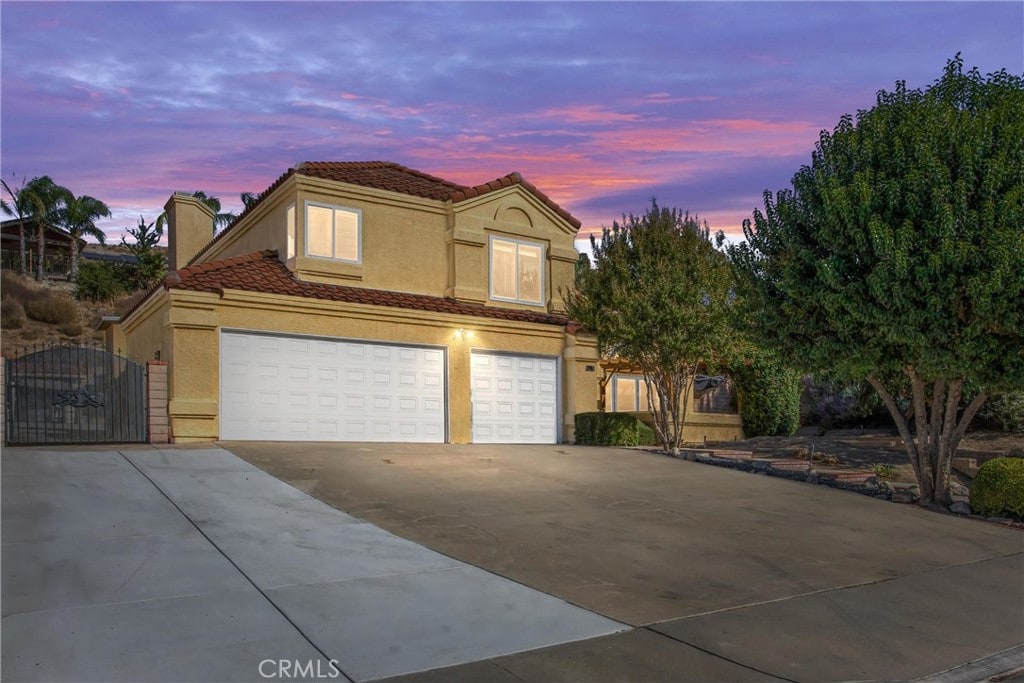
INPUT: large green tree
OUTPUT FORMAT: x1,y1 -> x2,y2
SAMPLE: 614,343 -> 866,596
729,57 -> 1024,505
59,193 -> 111,281
566,200 -> 734,453
23,176 -> 72,281
1,175 -> 33,276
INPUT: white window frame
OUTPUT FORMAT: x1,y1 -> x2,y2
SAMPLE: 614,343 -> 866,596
612,375 -> 641,412
304,201 -> 362,264
488,235 -> 545,306
286,203 -> 296,261
610,374 -> 658,412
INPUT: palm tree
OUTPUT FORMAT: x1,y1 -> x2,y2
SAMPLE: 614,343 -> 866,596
23,176 -> 72,281
156,190 -> 234,234
59,193 -> 111,281
240,191 -> 259,210
1,175 -> 33,276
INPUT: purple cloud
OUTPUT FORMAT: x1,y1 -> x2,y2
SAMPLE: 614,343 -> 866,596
2,1 -> 1021,246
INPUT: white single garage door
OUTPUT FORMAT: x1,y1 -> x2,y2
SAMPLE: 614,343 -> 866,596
220,331 -> 446,442
471,352 -> 558,444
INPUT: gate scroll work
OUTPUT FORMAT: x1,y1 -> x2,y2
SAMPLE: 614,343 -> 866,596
4,345 -> 147,445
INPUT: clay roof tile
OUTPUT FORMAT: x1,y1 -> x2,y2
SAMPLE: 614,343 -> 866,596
128,250 -> 569,327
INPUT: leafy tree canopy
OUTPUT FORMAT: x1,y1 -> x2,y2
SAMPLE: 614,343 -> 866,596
566,199 -> 734,451
730,56 -> 1024,504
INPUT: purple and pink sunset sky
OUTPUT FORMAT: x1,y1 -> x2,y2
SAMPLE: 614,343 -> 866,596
2,2 -> 1022,247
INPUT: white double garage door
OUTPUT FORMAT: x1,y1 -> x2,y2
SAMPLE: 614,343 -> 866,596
220,331 -> 558,444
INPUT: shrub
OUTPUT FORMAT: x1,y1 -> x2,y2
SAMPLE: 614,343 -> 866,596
873,463 -> 898,480
1,296 -> 26,329
0,271 -> 45,305
731,350 -> 801,437
971,458 -> 1024,518
24,294 -> 78,325
575,412 -> 656,446
800,377 -> 894,428
975,392 -> 1024,433
58,322 -> 84,337
75,260 -> 129,302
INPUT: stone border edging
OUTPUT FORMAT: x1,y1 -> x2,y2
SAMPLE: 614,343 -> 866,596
645,447 -> 1022,529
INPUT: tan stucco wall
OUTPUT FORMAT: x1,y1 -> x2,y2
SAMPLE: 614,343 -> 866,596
452,187 -> 579,314
294,178 -> 450,294
122,291 -> 169,365
603,371 -> 745,443
155,289 -> 589,443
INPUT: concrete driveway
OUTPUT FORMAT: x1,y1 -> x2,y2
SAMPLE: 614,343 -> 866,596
226,442 -> 1024,683
3,442 -> 1021,683
2,446 -> 623,682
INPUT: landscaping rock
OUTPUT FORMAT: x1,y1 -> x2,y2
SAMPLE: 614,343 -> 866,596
891,491 -> 915,504
949,501 -> 972,515
878,480 -> 896,495
950,482 -> 970,497
806,472 -> 820,485
863,475 -> 880,488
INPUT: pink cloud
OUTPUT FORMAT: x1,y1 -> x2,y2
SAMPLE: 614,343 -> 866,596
529,105 -> 641,124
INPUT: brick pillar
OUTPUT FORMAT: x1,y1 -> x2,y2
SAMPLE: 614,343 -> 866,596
146,361 -> 169,444
1,360 -> 5,446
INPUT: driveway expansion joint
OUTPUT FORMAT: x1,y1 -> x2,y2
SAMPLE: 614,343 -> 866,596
115,450 -> 357,683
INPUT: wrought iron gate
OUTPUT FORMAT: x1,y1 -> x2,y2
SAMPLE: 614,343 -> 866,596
5,345 -> 147,445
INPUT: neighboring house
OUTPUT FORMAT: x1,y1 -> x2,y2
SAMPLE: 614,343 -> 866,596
80,251 -> 139,266
1,218 -> 83,278
105,161 -> 602,444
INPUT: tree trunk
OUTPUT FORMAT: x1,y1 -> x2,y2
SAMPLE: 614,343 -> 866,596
868,371 -> 988,507
36,224 -> 45,281
69,232 -> 79,282
646,366 -> 688,455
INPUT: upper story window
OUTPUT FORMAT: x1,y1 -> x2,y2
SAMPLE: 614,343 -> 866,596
306,202 -> 361,263
489,236 -> 544,305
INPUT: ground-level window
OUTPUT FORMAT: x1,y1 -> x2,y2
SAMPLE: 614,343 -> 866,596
489,236 -> 544,305
608,374 -> 657,412
306,202 -> 360,262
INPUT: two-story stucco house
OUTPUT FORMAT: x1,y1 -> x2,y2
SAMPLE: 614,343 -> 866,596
108,161 -> 744,445
108,161 -> 606,444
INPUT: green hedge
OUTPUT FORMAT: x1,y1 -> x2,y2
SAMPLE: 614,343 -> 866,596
730,350 -> 801,437
971,458 -> 1024,518
575,412 -> 656,446
976,392 -> 1024,433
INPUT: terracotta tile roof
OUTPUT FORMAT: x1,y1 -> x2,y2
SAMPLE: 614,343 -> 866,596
186,161 -> 580,268
298,162 -> 581,229
298,161 -> 468,202
152,250 -> 570,327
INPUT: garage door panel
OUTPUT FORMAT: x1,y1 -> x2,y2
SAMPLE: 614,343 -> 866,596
471,351 -> 558,444
220,332 -> 446,442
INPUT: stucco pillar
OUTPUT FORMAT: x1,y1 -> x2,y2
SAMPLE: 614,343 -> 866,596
562,326 -> 601,443
165,193 -> 216,270
166,303 -> 219,442
146,360 -> 169,444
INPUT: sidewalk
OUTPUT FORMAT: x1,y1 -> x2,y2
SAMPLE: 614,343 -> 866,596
2,446 -> 623,682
